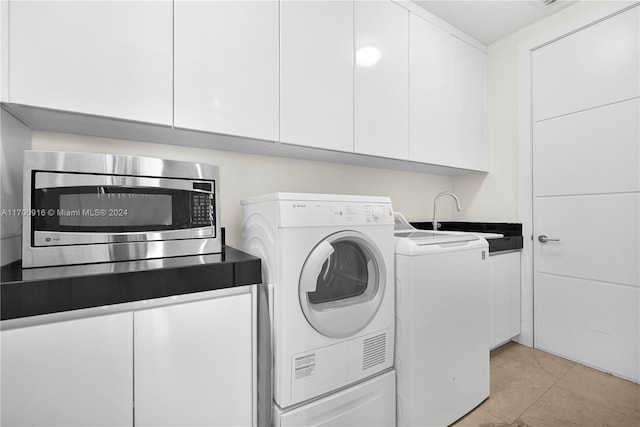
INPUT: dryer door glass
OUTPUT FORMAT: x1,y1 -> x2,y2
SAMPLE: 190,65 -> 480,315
299,231 -> 387,338
308,241 -> 368,304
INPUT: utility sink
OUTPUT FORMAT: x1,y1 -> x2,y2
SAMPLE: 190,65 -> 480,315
394,229 -> 480,245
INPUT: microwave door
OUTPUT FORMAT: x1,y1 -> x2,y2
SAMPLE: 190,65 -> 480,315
31,172 -> 215,247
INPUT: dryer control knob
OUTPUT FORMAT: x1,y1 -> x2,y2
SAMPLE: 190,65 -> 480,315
372,207 -> 388,220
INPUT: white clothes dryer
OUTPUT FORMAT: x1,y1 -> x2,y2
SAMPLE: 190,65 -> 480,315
241,193 -> 396,417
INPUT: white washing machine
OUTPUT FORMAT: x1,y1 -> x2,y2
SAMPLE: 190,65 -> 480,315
394,214 -> 490,427
242,193 -> 396,425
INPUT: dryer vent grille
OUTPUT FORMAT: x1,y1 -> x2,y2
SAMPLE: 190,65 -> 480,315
363,333 -> 386,370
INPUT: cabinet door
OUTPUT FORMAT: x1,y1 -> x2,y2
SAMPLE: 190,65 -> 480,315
174,1 -> 279,141
409,13 -> 453,166
354,0 -> 409,160
134,293 -> 255,427
8,1 -> 172,125
280,0 -> 354,151
1,313 -> 133,426
488,252 -> 521,349
451,37 -> 488,171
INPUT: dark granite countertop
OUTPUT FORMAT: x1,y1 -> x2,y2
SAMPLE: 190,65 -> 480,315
1,246 -> 261,321
410,221 -> 523,253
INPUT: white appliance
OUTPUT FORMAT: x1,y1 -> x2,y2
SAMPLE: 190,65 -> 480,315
394,213 -> 490,427
242,193 -> 396,425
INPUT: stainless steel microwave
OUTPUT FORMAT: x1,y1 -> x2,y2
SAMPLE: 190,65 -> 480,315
22,150 -> 221,268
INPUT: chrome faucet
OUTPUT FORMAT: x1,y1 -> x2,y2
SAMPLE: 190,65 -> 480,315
432,191 -> 462,230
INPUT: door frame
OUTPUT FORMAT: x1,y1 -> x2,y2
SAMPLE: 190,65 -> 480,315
516,1 -> 638,347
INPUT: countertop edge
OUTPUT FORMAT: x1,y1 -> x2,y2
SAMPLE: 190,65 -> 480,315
1,246 -> 262,321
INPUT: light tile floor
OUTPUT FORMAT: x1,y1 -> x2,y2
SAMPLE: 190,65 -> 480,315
451,342 -> 640,427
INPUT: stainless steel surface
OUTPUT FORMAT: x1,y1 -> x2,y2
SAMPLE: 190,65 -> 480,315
20,252 -> 224,282
22,150 -> 222,268
537,234 -> 561,243
33,227 -> 213,247
35,172 -> 212,192
432,191 -> 463,231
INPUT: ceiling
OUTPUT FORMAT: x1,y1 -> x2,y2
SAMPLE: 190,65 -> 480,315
413,0 -> 578,45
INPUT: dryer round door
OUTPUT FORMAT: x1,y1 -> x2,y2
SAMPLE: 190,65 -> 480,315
299,230 -> 387,338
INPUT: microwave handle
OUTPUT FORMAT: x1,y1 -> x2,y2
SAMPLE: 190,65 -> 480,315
34,172 -> 214,193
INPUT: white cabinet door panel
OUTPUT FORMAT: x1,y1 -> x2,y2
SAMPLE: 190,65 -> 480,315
409,13 -> 453,166
535,274 -> 639,381
488,252 -> 521,349
451,37 -> 487,171
1,313 -> 133,426
534,98 -> 640,196
174,1 -> 279,141
280,0 -> 353,151
8,1 -> 172,125
532,6 -> 640,121
535,194 -> 639,287
355,0 -> 409,160
134,294 -> 254,427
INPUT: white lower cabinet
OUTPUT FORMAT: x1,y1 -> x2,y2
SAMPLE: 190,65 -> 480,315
1,289 -> 257,427
488,251 -> 521,349
134,293 -> 255,427
1,312 -> 134,427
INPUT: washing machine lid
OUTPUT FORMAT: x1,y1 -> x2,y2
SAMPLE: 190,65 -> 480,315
298,230 -> 386,339
394,212 -> 479,249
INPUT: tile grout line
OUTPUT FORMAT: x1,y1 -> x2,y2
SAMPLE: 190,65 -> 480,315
551,364 -> 640,422
510,361 -> 577,424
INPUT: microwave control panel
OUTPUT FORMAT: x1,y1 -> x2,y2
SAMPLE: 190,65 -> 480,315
191,192 -> 214,227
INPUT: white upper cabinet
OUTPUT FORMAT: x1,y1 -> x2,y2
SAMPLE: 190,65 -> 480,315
354,1 -> 409,160
532,6 -> 640,122
280,1 -> 354,151
7,1 -> 172,125
409,13 -> 453,166
451,36 -> 488,171
174,1 -> 279,141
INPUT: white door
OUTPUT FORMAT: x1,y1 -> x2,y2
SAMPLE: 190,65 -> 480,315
299,231 -> 387,338
531,5 -> 639,382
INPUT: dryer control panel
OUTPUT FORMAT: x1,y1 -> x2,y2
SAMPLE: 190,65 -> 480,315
279,200 -> 394,227
331,202 -> 394,226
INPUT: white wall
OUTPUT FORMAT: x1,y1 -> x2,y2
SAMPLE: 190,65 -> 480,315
452,0 -> 611,223
32,131 -> 453,247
